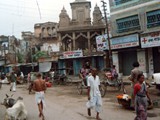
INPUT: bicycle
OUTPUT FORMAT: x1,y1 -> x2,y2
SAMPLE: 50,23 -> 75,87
77,78 -> 106,97
52,70 -> 72,86
101,76 -> 122,93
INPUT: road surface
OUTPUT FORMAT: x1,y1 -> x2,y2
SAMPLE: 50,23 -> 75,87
0,83 -> 160,120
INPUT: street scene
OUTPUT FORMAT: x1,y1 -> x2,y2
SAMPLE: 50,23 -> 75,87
0,78 -> 160,120
0,0 -> 160,120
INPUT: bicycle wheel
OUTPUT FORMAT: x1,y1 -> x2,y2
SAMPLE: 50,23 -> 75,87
115,79 -> 121,91
52,78 -> 59,86
100,83 -> 106,97
66,77 -> 73,85
77,82 -> 83,95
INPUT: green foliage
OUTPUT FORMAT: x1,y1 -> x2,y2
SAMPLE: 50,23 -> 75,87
17,52 -> 24,63
33,51 -> 48,62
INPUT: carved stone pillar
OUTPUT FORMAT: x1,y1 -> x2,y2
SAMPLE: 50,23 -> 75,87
72,32 -> 76,50
58,33 -> 63,51
87,31 -> 91,52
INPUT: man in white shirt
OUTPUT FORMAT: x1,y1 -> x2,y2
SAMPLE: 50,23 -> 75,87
87,68 -> 102,120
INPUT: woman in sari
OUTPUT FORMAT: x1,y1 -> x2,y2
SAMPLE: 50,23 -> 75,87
134,73 -> 151,120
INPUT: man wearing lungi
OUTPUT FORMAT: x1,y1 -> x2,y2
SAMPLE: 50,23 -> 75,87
33,73 -> 46,120
87,68 -> 102,120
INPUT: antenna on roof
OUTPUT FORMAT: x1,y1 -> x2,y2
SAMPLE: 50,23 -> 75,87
36,0 -> 41,19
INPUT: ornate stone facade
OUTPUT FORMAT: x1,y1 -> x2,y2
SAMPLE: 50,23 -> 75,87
58,0 -> 106,75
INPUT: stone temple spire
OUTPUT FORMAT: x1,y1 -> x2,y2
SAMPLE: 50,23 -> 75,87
92,4 -> 104,26
59,7 -> 70,28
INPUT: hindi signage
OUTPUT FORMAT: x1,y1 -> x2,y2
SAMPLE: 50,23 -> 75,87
111,34 -> 139,49
141,31 -> 160,48
63,50 -> 83,59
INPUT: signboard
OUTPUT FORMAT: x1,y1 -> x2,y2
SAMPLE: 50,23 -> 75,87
62,50 -> 83,59
41,43 -> 60,52
96,34 -> 108,51
141,31 -> 160,48
111,34 -> 139,49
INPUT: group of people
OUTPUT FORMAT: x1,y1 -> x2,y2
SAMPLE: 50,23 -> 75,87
79,61 -> 151,120
79,61 -> 120,120
0,70 -> 24,92
2,61 -> 152,120
9,70 -> 24,92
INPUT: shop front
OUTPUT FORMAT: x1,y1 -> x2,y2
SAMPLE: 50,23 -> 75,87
111,34 -> 141,76
59,50 -> 105,76
141,31 -> 160,75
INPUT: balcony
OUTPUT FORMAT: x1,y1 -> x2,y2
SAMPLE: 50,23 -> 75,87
117,25 -> 141,33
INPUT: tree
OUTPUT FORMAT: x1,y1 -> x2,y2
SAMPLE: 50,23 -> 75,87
33,51 -> 48,62
17,52 -> 24,63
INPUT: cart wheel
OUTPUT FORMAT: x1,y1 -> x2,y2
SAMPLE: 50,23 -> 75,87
115,79 -> 121,91
28,85 -> 32,94
100,83 -> 106,97
77,82 -> 83,95
62,77 -> 72,85
66,77 -> 73,86
53,78 -> 59,86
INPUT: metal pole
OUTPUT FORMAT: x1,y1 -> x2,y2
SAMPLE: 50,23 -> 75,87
101,0 -> 113,68
30,43 -> 34,71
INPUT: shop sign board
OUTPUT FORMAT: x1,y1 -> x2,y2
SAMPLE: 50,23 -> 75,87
96,34 -> 108,51
62,50 -> 83,59
111,34 -> 139,49
141,31 -> 160,48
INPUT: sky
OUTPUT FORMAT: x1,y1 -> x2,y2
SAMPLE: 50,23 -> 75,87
0,0 -> 110,39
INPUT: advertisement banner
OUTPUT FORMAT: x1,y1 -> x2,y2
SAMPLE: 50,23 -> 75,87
63,50 -> 83,59
39,62 -> 52,72
141,31 -> 160,48
96,34 -> 108,51
96,34 -> 139,51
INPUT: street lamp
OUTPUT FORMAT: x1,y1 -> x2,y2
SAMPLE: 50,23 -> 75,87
101,0 -> 113,68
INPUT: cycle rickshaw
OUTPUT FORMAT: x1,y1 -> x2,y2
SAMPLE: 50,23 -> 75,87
52,68 -> 73,86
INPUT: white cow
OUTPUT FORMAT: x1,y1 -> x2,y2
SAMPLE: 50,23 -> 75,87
5,97 -> 27,120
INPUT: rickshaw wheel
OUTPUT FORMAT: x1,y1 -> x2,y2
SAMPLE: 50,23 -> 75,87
77,82 -> 83,95
100,83 -> 106,97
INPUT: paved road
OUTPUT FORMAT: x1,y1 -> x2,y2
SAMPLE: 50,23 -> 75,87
0,83 -> 160,120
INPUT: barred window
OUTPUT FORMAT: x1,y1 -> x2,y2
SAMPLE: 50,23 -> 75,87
116,15 -> 140,33
114,0 -> 134,5
147,9 -> 160,28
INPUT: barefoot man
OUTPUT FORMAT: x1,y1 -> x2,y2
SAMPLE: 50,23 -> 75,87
87,68 -> 102,120
33,73 -> 46,120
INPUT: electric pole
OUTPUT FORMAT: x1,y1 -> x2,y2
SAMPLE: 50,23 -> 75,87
101,0 -> 113,68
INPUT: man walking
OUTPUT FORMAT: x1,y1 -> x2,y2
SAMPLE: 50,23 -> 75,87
87,68 -> 102,120
129,61 -> 143,108
33,73 -> 46,120
10,71 -> 16,92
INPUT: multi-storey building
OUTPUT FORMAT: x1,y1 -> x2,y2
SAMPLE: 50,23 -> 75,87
34,22 -> 60,69
58,0 -> 106,75
109,0 -> 160,77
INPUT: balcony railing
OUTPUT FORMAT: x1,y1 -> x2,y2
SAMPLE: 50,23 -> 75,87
117,25 -> 141,33
147,21 -> 160,28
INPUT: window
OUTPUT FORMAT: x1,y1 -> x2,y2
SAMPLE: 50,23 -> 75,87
147,9 -> 160,28
116,15 -> 140,33
114,0 -> 134,5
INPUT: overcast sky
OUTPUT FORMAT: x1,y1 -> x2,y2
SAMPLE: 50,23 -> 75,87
0,0 -> 110,39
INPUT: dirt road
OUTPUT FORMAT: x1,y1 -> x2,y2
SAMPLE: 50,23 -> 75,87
0,83 -> 160,120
